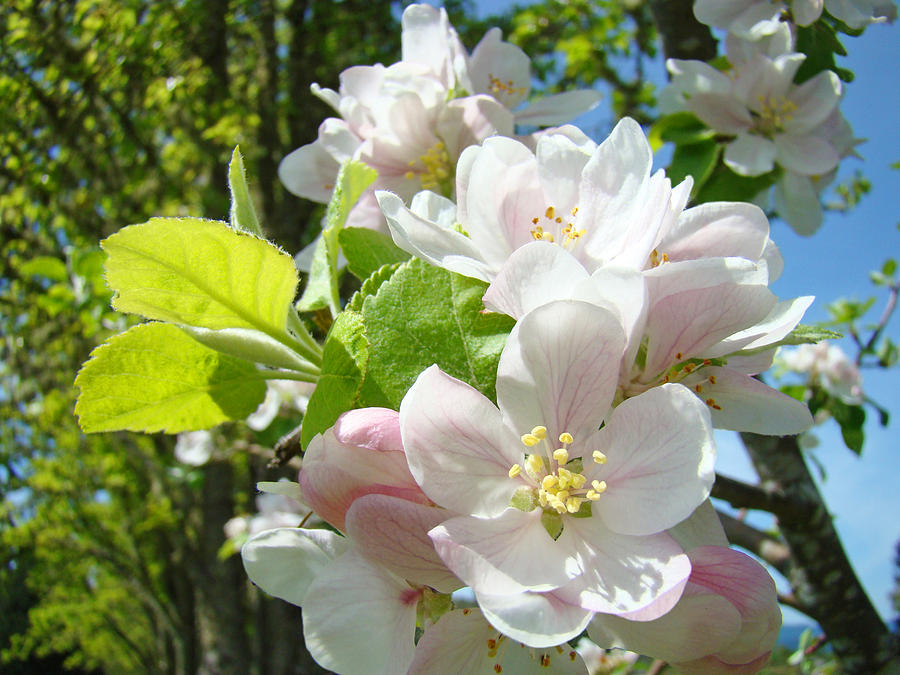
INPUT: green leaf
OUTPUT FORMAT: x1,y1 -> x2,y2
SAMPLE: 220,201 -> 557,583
649,112 -> 715,151
828,398 -> 866,454
827,297 -> 875,324
693,162 -> 779,205
75,323 -> 267,433
781,324 -> 844,345
297,160 -> 378,315
346,263 -> 402,313
102,217 -> 298,338
794,22 -> 850,83
19,256 -> 68,282
228,146 -> 263,237
339,227 -> 410,281
300,310 -> 371,448
541,510 -> 563,540
359,258 -> 514,408
667,139 -> 720,195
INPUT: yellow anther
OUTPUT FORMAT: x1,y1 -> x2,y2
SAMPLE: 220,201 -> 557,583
541,474 -> 559,490
553,448 -> 569,464
565,497 -> 582,513
558,432 -> 574,444
709,375 -> 717,384
592,479 -> 607,494
571,206 -> 579,216
570,473 -> 587,489
531,426 -> 547,439
532,217 -> 540,225
525,454 -> 544,476
508,464 -> 522,478
585,489 -> 600,500
404,170 -> 415,180
592,450 -> 607,464
556,489 -> 570,501
545,206 -> 555,219
521,433 -> 540,447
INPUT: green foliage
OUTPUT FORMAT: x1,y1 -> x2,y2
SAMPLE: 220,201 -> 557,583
103,217 -> 299,337
339,227 -> 411,281
297,160 -> 378,316
75,323 -> 267,433
693,162 -> 780,205
228,146 -> 263,237
794,20 -> 854,83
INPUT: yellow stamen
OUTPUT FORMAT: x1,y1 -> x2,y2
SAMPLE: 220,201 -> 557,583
521,433 -> 540,447
558,432 -> 574,444
553,448 -> 569,464
592,450 -> 607,464
508,464 -> 522,478
531,426 -> 547,439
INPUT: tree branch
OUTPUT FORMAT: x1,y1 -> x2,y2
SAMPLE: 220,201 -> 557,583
715,509 -> 793,579
646,0 -> 717,62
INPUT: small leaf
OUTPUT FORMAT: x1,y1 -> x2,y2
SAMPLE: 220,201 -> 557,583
75,323 -> 267,433
180,325 -> 314,372
300,310 -> 372,448
228,146 -> 263,237
359,258 -> 514,407
650,112 -> 715,149
541,510 -> 563,540
781,325 -> 844,344
297,160 -> 378,315
693,162 -> 779,205
346,263 -> 402,313
339,227 -> 410,281
828,398 -> 866,454
103,217 -> 298,337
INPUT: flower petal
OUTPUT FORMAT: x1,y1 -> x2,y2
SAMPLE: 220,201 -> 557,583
302,550 -> 419,675
430,509 -> 580,593
241,527 -> 349,607
401,365 -> 523,517
724,133 -> 776,177
590,384 -> 716,536
346,494 -> 461,593
497,300 -> 625,443
475,589 -> 595,649
514,90 -> 602,126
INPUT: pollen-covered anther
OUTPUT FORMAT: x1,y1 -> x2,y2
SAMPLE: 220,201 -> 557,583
709,375 -> 717,384
592,450 -> 607,464
545,206 -> 555,220
705,397 -> 723,411
558,432 -> 574,444
525,454 -> 544,480
553,447 -> 569,464
531,226 -> 555,242
521,433 -> 541,447
541,654 -> 551,667
541,474 -> 558,490
508,464 -> 522,478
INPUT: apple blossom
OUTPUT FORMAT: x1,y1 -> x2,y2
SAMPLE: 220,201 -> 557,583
279,3 -> 600,233
661,45 -> 843,178
778,341 -> 864,403
693,0 -> 896,35
400,299 -> 717,646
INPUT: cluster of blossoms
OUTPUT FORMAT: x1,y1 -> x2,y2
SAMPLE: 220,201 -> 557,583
278,3 -> 600,237
239,5 -> 817,673
657,0 -> 894,235
778,341 -> 865,404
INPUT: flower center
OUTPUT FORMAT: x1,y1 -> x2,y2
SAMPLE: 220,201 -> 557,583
508,425 -> 607,516
754,95 -> 797,135
404,140 -> 453,194
529,206 -> 585,250
487,72 -> 528,106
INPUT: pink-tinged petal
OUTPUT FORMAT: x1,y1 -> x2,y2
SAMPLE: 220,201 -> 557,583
577,118 -> 653,260
683,546 -> 781,664
709,295 -> 813,356
514,90 -> 602,126
662,202 -> 770,264
584,267 -> 648,369
774,132 -> 840,176
588,590 -> 741,663
410,609 -> 589,674
726,347 -> 776,376
298,461 -> 429,532
377,190 -> 493,282
400,4 -> 452,80
430,509 -> 580,593
724,133 -> 776,176
669,500 -> 729,551
476,589 -> 595,649
762,238 -> 784,282
537,132 -> 594,212
483,242 -> 589,319
345,190 -> 389,233
333,406 -> 403,452
497,300 -> 625,443
439,95 -> 515,159
590,384 -> 715,536
401,365 -> 523,517
345,494 -> 461,593
561,521 -> 691,617
775,172 -> 823,236
680,366 -> 813,434
302,550 -> 419,675
643,260 -> 776,378
241,528 -> 349,607
470,27 -> 531,108
677,651 -> 773,675
785,70 -> 842,134
464,136 -> 546,257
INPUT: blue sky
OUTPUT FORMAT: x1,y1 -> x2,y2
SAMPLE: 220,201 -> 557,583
463,0 -> 900,626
